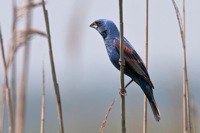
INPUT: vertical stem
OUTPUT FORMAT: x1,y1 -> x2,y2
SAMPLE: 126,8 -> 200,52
182,0 -> 191,132
119,0 -> 126,133
15,0 -> 32,133
171,0 -> 191,132
0,87 -> 5,133
41,0 -> 64,133
40,63 -> 45,133
0,26 -> 14,133
121,96 -> 126,133
11,1 -> 17,132
182,0 -> 186,131
143,0 -> 148,133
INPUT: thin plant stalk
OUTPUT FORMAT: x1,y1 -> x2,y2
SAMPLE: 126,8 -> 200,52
41,0 -> 64,133
100,97 -> 119,133
119,0 -> 126,133
0,26 -> 14,133
99,79 -> 133,133
15,0 -> 32,133
172,0 -> 191,133
182,0 -> 191,132
11,1 -> 17,131
0,87 -> 5,133
182,0 -> 187,132
40,63 -> 45,133
143,0 -> 148,133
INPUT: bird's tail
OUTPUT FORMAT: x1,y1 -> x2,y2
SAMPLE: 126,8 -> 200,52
139,80 -> 160,121
149,99 -> 160,121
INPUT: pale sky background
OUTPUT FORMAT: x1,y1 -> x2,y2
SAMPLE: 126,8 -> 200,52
0,0 -> 200,133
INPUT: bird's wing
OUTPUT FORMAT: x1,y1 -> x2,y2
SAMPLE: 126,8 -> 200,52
115,40 -> 154,88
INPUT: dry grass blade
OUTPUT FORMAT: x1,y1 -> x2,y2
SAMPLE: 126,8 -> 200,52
99,80 -> 132,133
40,62 -> 45,133
7,29 -> 47,67
41,0 -> 64,133
15,29 -> 46,43
172,0 -> 184,42
100,97 -> 119,133
17,1 -> 44,18
14,29 -> 47,45
0,26 -> 14,133
15,0 -> 32,132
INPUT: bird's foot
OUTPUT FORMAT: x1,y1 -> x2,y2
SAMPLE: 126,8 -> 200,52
119,89 -> 127,96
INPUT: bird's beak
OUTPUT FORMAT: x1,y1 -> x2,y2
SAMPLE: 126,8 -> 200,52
89,22 -> 98,29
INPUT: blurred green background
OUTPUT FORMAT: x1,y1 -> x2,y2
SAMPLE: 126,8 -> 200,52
0,0 -> 199,133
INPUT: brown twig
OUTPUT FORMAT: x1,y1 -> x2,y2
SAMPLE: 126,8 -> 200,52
99,80 -> 132,133
41,0 -> 64,133
100,97 -> 119,133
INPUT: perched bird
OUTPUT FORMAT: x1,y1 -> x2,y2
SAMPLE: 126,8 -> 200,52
90,19 -> 160,121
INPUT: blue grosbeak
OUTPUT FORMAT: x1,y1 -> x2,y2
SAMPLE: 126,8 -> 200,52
90,19 -> 160,121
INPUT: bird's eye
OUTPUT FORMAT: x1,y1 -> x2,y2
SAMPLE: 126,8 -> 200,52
96,22 -> 102,26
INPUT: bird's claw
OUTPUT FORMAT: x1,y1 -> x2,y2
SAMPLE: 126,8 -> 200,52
119,89 -> 127,96
118,59 -> 125,66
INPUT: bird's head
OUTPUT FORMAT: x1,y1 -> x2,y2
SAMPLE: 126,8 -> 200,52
90,19 -> 119,39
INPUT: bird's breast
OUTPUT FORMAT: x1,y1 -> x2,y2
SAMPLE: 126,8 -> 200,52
104,39 -> 121,70
107,48 -> 120,70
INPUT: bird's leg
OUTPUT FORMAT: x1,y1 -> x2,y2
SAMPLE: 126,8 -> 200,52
125,79 -> 133,89
119,79 -> 133,96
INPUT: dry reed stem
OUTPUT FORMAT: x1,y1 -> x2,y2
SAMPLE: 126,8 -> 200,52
172,0 -> 191,133
182,1 -> 191,132
119,0 -> 126,133
7,29 -> 47,67
143,0 -> 149,133
190,101 -> 196,133
99,80 -> 132,133
100,97 -> 119,133
172,0 -> 184,41
40,62 -> 45,133
11,1 -> 17,131
143,97 -> 147,133
0,87 -> 5,133
15,0 -> 32,132
17,1 -> 44,18
0,26 -> 14,133
41,0 -> 64,133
